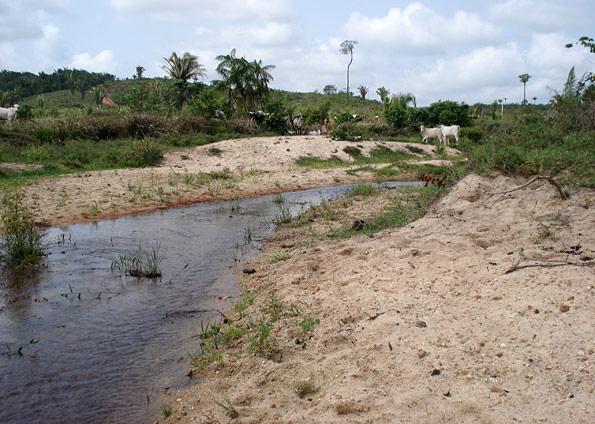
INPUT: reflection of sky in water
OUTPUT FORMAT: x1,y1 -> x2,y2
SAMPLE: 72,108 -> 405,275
0,181 -> 420,424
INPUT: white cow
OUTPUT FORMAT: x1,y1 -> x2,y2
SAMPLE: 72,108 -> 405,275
420,125 -> 443,144
440,125 -> 460,146
0,104 -> 19,129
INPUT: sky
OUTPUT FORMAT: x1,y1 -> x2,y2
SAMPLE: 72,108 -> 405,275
0,0 -> 593,105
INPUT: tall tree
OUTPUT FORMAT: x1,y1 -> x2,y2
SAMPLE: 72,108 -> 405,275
518,73 -> 532,104
357,85 -> 368,100
162,52 -> 206,107
135,66 -> 145,80
323,84 -> 337,95
376,86 -> 390,104
340,40 -> 358,97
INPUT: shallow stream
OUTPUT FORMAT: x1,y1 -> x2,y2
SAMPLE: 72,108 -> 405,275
0,181 -> 420,423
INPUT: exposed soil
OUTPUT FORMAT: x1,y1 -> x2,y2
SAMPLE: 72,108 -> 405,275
16,135 -> 456,228
165,174 -> 594,424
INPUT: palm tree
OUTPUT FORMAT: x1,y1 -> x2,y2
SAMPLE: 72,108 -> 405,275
518,73 -> 531,104
390,93 -> 416,110
162,52 -> 206,107
376,86 -> 390,104
215,49 -> 275,114
340,40 -> 358,97
357,86 -> 368,100
162,52 -> 205,81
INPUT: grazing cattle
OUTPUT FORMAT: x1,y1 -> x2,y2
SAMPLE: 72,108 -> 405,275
321,118 -> 332,136
0,104 -> 19,130
291,113 -> 304,134
419,125 -> 443,144
440,125 -> 460,145
248,110 -> 272,126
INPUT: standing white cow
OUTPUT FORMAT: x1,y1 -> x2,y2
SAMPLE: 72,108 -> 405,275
420,125 -> 443,144
0,104 -> 19,130
440,125 -> 460,146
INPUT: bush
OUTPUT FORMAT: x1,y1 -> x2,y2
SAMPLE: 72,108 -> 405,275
428,100 -> 471,127
263,100 -> 289,133
303,101 -> 330,125
1,189 -> 44,270
16,104 -> 33,120
330,123 -> 369,141
462,128 -> 483,143
121,139 -> 163,167
333,112 -> 362,125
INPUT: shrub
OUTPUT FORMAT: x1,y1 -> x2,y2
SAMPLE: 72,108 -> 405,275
333,112 -> 361,125
263,100 -> 289,133
0,189 -> 45,269
303,101 -> 331,125
330,123 -> 369,141
121,139 -> 163,167
16,104 -> 33,120
428,100 -> 471,127
462,128 -> 483,143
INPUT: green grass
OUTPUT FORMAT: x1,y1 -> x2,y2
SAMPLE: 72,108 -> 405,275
347,183 -> 379,197
330,185 -> 444,238
296,146 -> 417,170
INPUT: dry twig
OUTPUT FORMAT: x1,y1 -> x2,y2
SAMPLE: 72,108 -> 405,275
489,176 -> 568,200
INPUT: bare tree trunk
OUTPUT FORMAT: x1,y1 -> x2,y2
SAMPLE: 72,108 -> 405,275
347,51 -> 353,96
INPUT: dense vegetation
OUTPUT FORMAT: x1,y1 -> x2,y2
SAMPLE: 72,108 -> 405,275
0,38 -> 593,190
0,69 -> 115,105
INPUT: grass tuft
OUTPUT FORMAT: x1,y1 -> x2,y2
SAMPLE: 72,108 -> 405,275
0,189 -> 45,269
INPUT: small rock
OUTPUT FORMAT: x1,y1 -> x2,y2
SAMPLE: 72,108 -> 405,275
496,352 -> 504,358
560,304 -> 570,313
415,320 -> 427,328
443,390 -> 451,397
431,369 -> 441,376
242,268 -> 256,275
417,350 -> 428,359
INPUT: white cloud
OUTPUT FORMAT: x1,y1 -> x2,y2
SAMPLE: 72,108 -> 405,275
110,0 -> 292,22
489,0 -> 585,32
344,3 -> 502,53
69,50 -> 116,73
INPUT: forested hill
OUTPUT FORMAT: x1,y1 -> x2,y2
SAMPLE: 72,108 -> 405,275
0,69 -> 115,103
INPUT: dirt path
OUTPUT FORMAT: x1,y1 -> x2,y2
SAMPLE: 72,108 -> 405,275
164,174 -> 594,423
19,136 -> 457,228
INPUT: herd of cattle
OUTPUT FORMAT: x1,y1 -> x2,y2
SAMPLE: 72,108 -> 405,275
420,124 -> 460,146
1,104 -> 458,145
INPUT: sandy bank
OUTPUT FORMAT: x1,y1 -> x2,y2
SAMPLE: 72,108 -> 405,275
18,136 -> 456,228
165,174 -> 594,423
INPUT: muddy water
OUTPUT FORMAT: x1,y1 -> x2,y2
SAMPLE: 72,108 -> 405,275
0,181 -> 420,423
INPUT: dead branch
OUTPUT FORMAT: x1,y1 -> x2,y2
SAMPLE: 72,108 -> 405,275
505,261 -> 593,274
505,248 -> 593,274
489,176 -> 568,200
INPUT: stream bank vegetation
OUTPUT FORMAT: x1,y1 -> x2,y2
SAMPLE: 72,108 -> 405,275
0,188 -> 45,269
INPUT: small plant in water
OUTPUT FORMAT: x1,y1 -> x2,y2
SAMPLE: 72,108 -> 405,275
272,193 -> 286,204
111,243 -> 163,278
274,205 -> 292,225
0,189 -> 45,269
